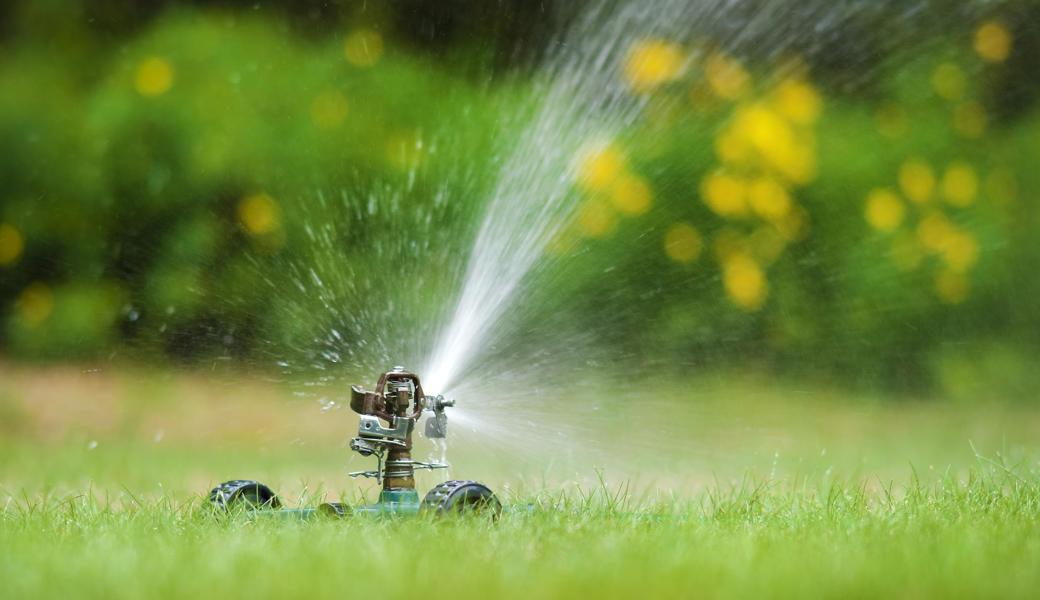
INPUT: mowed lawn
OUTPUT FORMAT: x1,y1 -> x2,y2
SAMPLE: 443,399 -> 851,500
2,363 -> 1040,598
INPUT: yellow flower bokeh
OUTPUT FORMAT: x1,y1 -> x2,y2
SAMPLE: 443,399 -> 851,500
772,79 -> 822,125
624,39 -> 685,92
747,177 -> 791,221
576,199 -> 617,238
723,253 -> 767,311
701,170 -> 747,217
610,174 -> 653,216
0,223 -> 24,265
664,222 -> 702,263
942,230 -> 979,272
576,145 -> 625,192
974,21 -> 1012,63
704,52 -> 749,100
344,29 -> 384,67
916,211 -> 954,253
941,162 -> 978,207
238,193 -> 280,235
135,57 -> 174,97
931,63 -> 966,101
865,188 -> 905,232
898,159 -> 936,204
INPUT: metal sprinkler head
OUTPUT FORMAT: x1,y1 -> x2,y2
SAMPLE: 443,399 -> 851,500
347,368 -> 450,488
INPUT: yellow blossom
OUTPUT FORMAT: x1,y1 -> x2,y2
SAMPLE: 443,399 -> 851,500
865,188 -> 905,232
238,193 -> 280,235
747,177 -> 791,221
931,63 -> 966,101
576,145 -> 625,192
663,223 -> 702,263
733,104 -> 815,183
705,52 -> 749,100
899,159 -> 936,204
942,230 -> 979,272
974,21 -> 1012,63
0,223 -> 24,265
135,57 -> 174,97
773,79 -> 822,125
723,253 -> 767,310
916,212 -> 954,252
344,29 -> 384,67
714,128 -> 751,166
701,171 -> 748,217
610,174 -> 653,215
941,163 -> 978,207
624,39 -> 685,92
576,199 -> 616,238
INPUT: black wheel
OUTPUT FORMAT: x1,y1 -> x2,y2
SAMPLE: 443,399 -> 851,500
421,480 -> 501,519
207,480 -> 281,512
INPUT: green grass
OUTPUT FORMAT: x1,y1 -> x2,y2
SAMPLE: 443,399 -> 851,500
2,365 -> 1040,598
2,472 -> 1039,598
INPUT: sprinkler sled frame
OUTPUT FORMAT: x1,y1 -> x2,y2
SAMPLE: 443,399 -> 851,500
206,366 -> 501,518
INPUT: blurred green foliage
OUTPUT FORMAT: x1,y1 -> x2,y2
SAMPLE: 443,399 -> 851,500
0,1 -> 1038,399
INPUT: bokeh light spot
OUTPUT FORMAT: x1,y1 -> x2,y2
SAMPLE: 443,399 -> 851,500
931,63 -> 966,101
624,39 -> 685,92
865,188 -> 905,232
238,193 -> 280,235
344,29 -> 384,67
899,159 -> 936,204
664,223 -> 702,263
135,57 -> 174,97
705,52 -> 749,100
701,171 -> 748,217
748,177 -> 791,221
0,223 -> 25,265
942,230 -> 979,272
974,21 -> 1012,63
610,174 -> 653,215
576,145 -> 625,192
773,79 -> 822,125
576,199 -> 616,238
723,254 -> 767,310
916,212 -> 954,253
941,163 -> 978,207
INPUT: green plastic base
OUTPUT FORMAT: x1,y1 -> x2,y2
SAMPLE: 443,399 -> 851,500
353,488 -> 420,515
254,489 -> 422,520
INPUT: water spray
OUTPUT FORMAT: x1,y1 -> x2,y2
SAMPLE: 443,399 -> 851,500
206,367 -> 500,518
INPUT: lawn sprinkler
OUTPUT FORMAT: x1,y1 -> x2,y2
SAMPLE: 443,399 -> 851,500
206,367 -> 501,518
